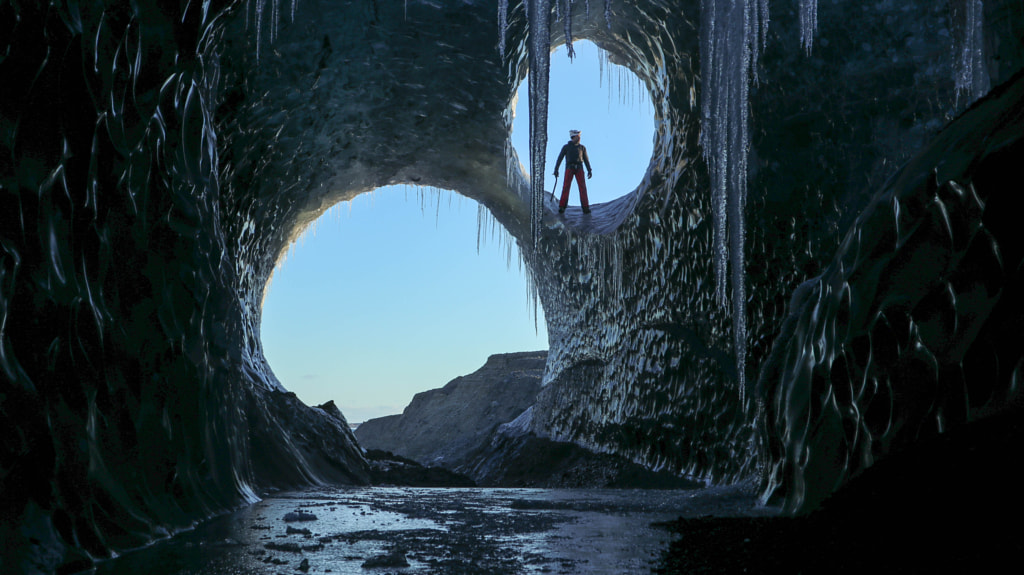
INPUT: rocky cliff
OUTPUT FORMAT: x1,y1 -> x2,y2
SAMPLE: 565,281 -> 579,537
356,352 -> 546,468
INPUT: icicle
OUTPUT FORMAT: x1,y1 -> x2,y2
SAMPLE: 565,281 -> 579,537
528,0 -> 552,251
498,0 -> 509,59
798,0 -> 817,55
250,0 -> 302,62
955,0 -> 989,105
699,0 -> 766,400
255,0 -> 264,61
564,0 -> 576,59
272,0 -> 280,43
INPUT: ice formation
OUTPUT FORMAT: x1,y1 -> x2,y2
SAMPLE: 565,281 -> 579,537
798,0 -> 817,54
698,0 -> 769,399
562,0 -> 577,59
499,0 -> 510,58
528,0 -> 553,250
955,0 -> 990,104
2,1 -> 1023,572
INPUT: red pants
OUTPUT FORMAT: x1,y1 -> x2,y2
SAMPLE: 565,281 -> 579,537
559,166 -> 589,210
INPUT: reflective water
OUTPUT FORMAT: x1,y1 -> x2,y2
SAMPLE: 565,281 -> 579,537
94,485 -> 776,574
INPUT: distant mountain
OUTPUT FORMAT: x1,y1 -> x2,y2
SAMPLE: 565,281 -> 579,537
355,351 -> 547,469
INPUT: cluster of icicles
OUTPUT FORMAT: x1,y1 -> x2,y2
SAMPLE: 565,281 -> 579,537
498,0 -> 989,398
243,0 -> 991,400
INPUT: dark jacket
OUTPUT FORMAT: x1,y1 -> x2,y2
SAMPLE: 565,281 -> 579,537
555,141 -> 592,172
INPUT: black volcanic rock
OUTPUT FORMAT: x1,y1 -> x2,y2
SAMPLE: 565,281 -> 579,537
356,351 -> 546,468
363,449 -> 476,487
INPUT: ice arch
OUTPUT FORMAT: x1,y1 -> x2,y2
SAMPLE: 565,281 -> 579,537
260,186 -> 547,421
2,0 -> 1023,572
510,40 -> 656,211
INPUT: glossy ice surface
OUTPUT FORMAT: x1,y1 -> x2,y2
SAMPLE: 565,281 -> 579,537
95,485 -> 775,575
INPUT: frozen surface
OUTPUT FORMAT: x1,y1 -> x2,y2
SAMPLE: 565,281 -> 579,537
94,485 -> 775,575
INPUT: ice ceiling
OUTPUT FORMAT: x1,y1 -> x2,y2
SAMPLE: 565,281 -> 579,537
1,0 -> 1023,572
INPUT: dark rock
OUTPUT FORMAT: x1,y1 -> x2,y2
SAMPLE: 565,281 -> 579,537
356,351 -> 546,468
363,450 -> 476,487
282,512 -> 317,523
361,550 -> 410,568
265,542 -> 303,553
248,389 -> 370,490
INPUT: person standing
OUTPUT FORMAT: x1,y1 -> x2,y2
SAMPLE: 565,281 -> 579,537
553,129 -> 593,214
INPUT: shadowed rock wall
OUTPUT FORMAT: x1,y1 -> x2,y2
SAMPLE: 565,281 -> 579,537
2,0 -> 1024,572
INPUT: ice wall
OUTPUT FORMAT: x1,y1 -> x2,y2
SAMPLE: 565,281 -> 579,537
2,0 -> 1024,571
758,72 -> 1024,512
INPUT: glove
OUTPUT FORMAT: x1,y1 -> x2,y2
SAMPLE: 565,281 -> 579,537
553,169 -> 559,177
588,171 -> 593,179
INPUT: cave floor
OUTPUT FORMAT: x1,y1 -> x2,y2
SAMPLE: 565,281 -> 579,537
91,484 -> 775,575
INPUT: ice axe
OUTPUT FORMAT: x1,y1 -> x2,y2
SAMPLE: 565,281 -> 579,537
550,170 -> 559,203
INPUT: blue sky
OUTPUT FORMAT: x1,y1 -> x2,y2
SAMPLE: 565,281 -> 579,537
260,41 -> 654,423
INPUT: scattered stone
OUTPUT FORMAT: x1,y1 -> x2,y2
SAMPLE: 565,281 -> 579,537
287,526 -> 313,536
265,542 -> 303,553
297,558 -> 310,572
361,550 -> 410,568
283,511 -> 318,522
301,543 -> 324,552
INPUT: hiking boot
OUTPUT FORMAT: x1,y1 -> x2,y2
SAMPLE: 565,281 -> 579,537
582,207 -> 591,214
558,206 -> 565,214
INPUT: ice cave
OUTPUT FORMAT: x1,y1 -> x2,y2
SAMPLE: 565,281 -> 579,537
2,0 -> 1023,573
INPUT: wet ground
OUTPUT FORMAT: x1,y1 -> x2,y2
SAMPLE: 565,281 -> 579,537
93,485 -> 777,575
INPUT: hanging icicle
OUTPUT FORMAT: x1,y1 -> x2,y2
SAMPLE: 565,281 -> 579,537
699,0 -> 768,401
798,0 -> 817,55
955,0 -> 989,105
528,0 -> 552,251
498,0 -> 509,59
564,0 -> 577,59
249,0 -> 302,62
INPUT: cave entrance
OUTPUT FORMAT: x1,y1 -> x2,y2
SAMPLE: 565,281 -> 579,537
260,187 -> 547,425
512,40 -> 655,207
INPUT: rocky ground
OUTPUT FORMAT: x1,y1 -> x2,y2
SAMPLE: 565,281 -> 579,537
92,485 -> 755,575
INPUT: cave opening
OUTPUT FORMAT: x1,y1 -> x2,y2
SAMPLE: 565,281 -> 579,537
511,39 -> 656,209
259,186 -> 548,424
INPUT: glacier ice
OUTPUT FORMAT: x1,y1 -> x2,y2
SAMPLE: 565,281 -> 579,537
799,0 -> 817,54
528,0 -> 553,250
699,0 -> 768,399
3,1 -> 1024,571
955,0 -> 990,104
